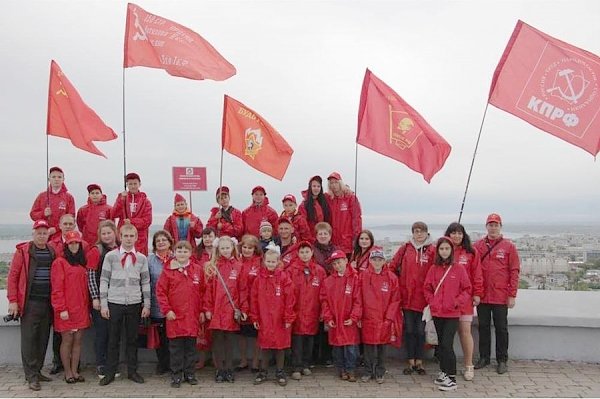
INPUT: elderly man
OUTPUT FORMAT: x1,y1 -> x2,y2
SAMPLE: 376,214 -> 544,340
473,213 -> 521,374
7,220 -> 57,391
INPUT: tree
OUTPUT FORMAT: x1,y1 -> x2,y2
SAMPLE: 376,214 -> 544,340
519,279 -> 530,289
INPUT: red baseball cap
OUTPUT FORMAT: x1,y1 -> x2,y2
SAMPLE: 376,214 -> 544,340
328,172 -> 342,181
297,240 -> 313,250
278,216 -> 293,226
486,213 -> 502,225
327,250 -> 347,263
48,166 -> 64,175
64,230 -> 83,244
252,186 -> 266,195
33,220 -> 50,230
87,183 -> 102,193
174,193 -> 186,204
125,172 -> 141,182
282,194 -> 297,204
216,186 -> 230,199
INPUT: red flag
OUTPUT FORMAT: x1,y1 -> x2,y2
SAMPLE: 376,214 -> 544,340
47,60 -> 117,158
357,69 -> 451,183
124,3 -> 236,81
222,95 -> 293,181
489,20 -> 600,156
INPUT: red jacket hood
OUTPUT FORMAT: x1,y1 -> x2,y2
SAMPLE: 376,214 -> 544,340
48,183 -> 69,195
87,194 -> 107,206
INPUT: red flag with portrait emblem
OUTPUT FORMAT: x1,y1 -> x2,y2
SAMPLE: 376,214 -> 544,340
489,20 -> 600,156
357,69 -> 451,183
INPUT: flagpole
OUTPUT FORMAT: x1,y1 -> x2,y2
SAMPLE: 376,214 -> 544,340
46,133 -> 50,207
122,68 -> 127,190
354,142 -> 359,195
458,102 -> 490,223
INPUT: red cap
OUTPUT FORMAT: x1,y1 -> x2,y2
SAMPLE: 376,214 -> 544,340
174,193 -> 186,204
49,166 -> 64,175
297,240 -> 313,250
282,194 -> 297,204
87,183 -> 102,193
252,186 -> 266,195
125,172 -> 141,182
32,220 -> 50,230
216,186 -> 230,198
64,230 -> 83,244
327,250 -> 347,263
327,172 -> 342,181
486,213 -> 502,225
278,216 -> 293,226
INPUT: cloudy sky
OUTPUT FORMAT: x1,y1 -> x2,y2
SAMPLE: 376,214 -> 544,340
1,0 -> 599,227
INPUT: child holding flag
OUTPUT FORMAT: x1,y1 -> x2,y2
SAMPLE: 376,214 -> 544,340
112,173 -> 152,255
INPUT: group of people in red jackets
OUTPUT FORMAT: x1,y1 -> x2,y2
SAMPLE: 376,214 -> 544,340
7,166 -> 520,393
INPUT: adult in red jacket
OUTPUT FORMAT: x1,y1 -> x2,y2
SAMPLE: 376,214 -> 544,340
299,176 -> 331,241
423,237 -> 472,391
156,242 -> 204,386
473,214 -> 521,375
30,166 -> 76,241
320,250 -> 362,381
326,172 -> 362,255
280,194 -> 312,241
242,186 -> 279,238
360,248 -> 401,383
445,222 -> 483,381
76,184 -> 113,246
392,221 -> 435,375
207,186 -> 243,239
50,231 -> 91,384
288,242 -> 327,378
112,173 -> 152,255
164,193 -> 203,250
350,230 -> 375,272
7,220 -> 56,390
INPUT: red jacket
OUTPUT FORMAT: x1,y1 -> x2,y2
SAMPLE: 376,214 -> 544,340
289,259 -> 327,335
474,236 -> 521,305
360,266 -> 401,345
280,210 -> 312,242
396,239 -> 436,312
206,206 -> 243,239
351,248 -> 373,272
7,242 -> 56,316
49,236 -> 90,259
156,261 -> 204,339
299,194 -> 328,241
192,248 -> 211,266
423,264 -> 472,318
203,257 -> 248,332
51,257 -> 91,332
454,246 -> 484,315
76,195 -> 112,245
250,268 -> 295,349
242,198 -> 279,237
30,184 -> 76,241
241,255 -> 262,320
320,266 -> 362,346
281,242 -> 300,268
326,192 -> 362,254
112,191 -> 152,255
163,212 -> 203,250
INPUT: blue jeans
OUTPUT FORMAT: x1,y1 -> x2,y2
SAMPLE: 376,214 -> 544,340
332,344 -> 359,373
91,308 -> 109,369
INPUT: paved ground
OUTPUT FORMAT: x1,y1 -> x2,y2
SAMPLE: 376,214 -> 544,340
1,359 -> 599,398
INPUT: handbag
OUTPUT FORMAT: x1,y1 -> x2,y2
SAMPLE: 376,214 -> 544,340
423,265 -> 453,345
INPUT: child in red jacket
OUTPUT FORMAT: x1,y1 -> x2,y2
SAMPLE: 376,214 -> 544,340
280,194 -> 311,241
77,184 -> 113,246
288,241 -> 327,380
207,186 -> 243,239
242,186 -> 279,237
163,194 -> 203,250
50,231 -> 90,384
203,236 -> 248,383
320,250 -> 362,382
424,237 -> 472,392
156,241 -> 203,388
250,244 -> 296,386
359,247 -> 401,384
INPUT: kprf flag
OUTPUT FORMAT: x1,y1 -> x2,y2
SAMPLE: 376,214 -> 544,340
124,3 -> 236,81
222,95 -> 293,181
357,69 -> 451,183
47,60 -> 117,158
489,20 -> 600,156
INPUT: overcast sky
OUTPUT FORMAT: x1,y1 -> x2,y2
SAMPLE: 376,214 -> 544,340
1,0 -> 599,228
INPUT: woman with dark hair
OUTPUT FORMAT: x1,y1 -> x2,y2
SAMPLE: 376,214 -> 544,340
350,230 -> 375,271
299,176 -> 331,241
444,222 -> 483,381
148,230 -> 175,375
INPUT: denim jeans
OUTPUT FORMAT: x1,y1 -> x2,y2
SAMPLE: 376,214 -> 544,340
332,344 -> 359,373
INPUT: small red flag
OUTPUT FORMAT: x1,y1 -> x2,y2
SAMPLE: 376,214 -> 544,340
222,95 -> 293,181
47,60 -> 117,158
357,69 -> 451,183
124,3 -> 236,81
489,20 -> 600,156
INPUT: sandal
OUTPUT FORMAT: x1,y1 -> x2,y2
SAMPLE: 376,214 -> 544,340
253,371 -> 267,385
402,367 -> 414,375
64,377 -> 76,384
75,375 -> 85,382
414,365 -> 427,375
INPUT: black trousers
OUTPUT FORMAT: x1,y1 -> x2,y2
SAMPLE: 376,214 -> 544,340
21,300 -> 52,382
312,322 -> 332,364
92,309 -> 109,369
403,309 -> 425,360
169,337 -> 197,379
260,348 -> 285,371
152,318 -> 170,372
477,303 -> 509,362
433,317 -> 458,377
291,334 -> 314,371
52,329 -> 62,367
105,303 -> 142,377
363,344 -> 386,377
212,330 -> 235,370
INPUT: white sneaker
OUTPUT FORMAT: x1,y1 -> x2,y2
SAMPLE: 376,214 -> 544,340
438,378 -> 457,391
301,368 -> 312,376
463,365 -> 474,381
291,371 -> 302,380
434,372 -> 449,385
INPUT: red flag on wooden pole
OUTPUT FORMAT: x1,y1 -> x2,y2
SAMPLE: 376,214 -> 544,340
357,69 -> 451,183
222,95 -> 293,181
47,60 -> 117,158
